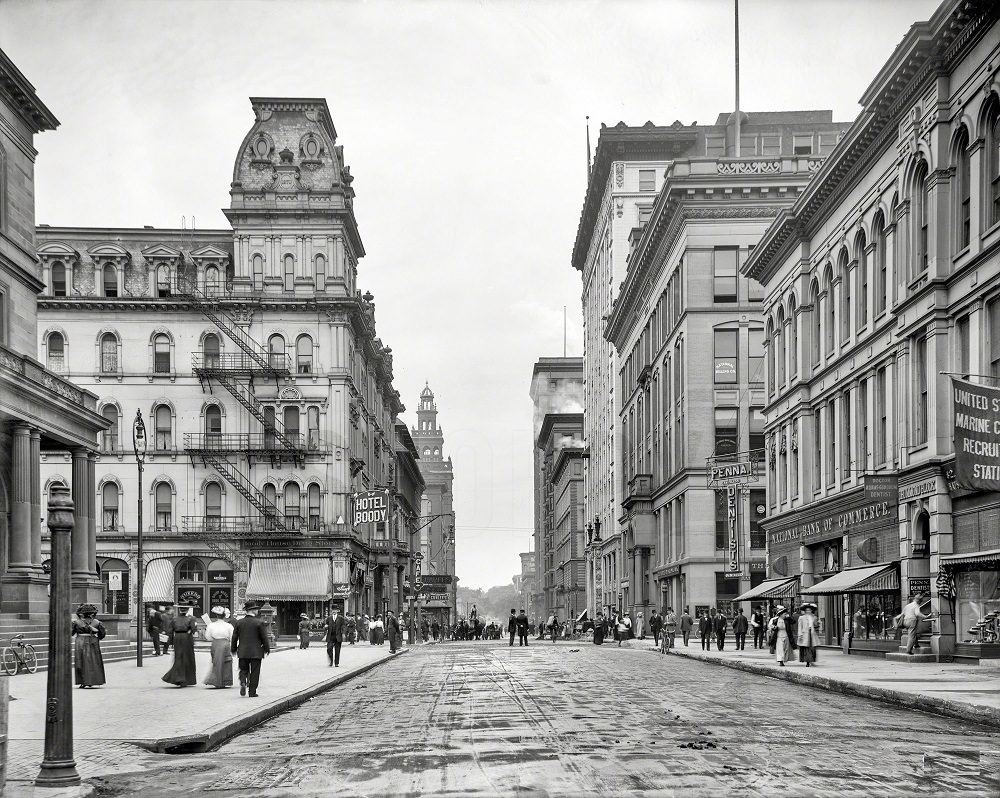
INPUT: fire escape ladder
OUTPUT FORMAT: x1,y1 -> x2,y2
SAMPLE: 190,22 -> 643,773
176,279 -> 273,371
211,373 -> 304,466
198,450 -> 287,533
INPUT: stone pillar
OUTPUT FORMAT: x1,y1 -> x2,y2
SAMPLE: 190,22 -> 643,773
70,449 -> 90,585
7,424 -> 32,573
87,452 -> 98,577
30,429 -> 42,570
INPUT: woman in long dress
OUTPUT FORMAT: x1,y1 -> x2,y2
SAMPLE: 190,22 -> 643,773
797,603 -> 820,667
771,605 -> 796,666
373,615 -> 385,645
298,613 -> 311,649
592,612 -> 606,645
72,604 -> 106,688
201,607 -> 234,688
162,604 -> 198,687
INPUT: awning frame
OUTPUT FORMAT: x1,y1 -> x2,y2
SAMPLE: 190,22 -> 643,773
245,557 -> 332,602
940,549 -> 1000,569
799,563 -> 899,596
734,577 -> 799,602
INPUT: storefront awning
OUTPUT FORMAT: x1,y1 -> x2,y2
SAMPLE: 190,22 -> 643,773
800,564 -> 898,596
246,558 -> 331,601
143,559 -> 174,604
734,577 -> 799,602
575,609 -> 588,624
940,549 -> 1000,568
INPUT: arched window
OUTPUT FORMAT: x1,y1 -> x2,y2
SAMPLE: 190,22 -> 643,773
101,405 -> 119,452
102,483 -> 119,531
315,254 -> 326,292
856,232 -> 868,328
824,268 -> 835,354
811,283 -> 821,366
839,250 -> 851,344
956,127 -> 971,250
100,332 -> 117,373
913,161 -> 929,276
252,253 -> 264,291
103,263 -> 118,297
874,212 -> 887,314
308,483 -> 321,531
263,483 -> 278,530
283,406 -> 300,442
155,482 -> 172,530
205,265 -> 220,296
47,332 -> 65,371
205,405 -> 222,443
52,261 -> 66,296
154,405 -> 172,450
153,334 -> 170,374
177,557 -> 203,582
284,483 -> 301,526
296,335 -> 313,374
788,297 -> 798,378
99,556 -> 129,614
156,265 -> 171,298
988,98 -> 1000,228
203,333 -> 220,369
283,254 -> 295,292
205,482 -> 222,531
268,334 -> 285,370
307,406 -> 320,449
775,311 -> 786,386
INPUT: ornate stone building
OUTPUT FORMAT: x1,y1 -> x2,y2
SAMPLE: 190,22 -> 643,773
36,98 -> 414,638
0,48 -> 107,621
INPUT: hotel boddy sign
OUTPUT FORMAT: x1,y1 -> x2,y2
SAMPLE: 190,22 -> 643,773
353,489 -> 389,526
952,378 -> 1000,491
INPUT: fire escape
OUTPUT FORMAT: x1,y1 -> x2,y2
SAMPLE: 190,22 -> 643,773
177,279 -> 304,554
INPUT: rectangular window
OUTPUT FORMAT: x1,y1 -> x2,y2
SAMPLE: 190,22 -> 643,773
706,135 -> 726,157
859,380 -> 868,474
842,389 -> 852,477
761,135 -> 781,156
638,169 -> 656,192
749,407 -> 765,454
714,247 -> 739,303
714,408 -> 738,458
876,367 -> 887,466
638,206 -> 653,227
714,490 -> 727,549
748,329 -> 764,385
957,316 -> 970,378
915,335 -> 928,445
793,134 -> 813,155
790,424 -> 799,497
812,412 -> 822,492
156,499 -> 171,531
750,489 -> 766,549
826,401 -> 836,486
714,329 -> 738,384
818,133 -> 839,155
739,134 -> 757,155
990,300 -> 1000,379
103,508 -> 118,532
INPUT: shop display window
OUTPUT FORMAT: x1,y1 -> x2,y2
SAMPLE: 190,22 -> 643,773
956,571 -> 1000,644
849,591 -> 901,641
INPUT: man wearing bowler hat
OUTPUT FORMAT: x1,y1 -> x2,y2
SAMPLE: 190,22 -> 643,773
232,599 -> 270,697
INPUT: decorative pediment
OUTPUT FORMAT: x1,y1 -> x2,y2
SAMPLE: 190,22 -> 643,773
190,244 -> 231,263
140,243 -> 182,263
37,241 -> 80,265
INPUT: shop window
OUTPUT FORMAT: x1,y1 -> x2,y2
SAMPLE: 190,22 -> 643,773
103,264 -> 118,297
100,558 -> 130,615
102,483 -> 119,531
713,248 -> 738,303
178,557 -> 204,582
714,329 -> 737,383
955,571 -> 1000,646
849,592 -> 902,641
155,482 -> 172,530
101,405 -> 119,453
715,572 -> 738,617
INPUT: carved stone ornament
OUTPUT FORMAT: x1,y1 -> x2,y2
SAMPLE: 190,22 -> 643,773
279,386 -> 302,401
615,198 -> 624,218
779,433 -> 787,454
790,431 -> 798,452
717,160 -> 780,175
614,162 -> 624,188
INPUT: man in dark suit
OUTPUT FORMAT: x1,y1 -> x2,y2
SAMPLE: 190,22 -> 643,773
232,600 -> 270,697
387,610 -> 402,653
147,606 -> 163,656
507,609 -> 517,646
714,608 -> 729,650
160,606 -> 174,655
698,610 -> 713,651
515,609 -> 530,646
732,607 -> 749,650
325,605 -> 345,667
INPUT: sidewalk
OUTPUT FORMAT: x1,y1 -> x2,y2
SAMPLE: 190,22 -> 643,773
637,637 -> 1000,728
4,640 -> 401,792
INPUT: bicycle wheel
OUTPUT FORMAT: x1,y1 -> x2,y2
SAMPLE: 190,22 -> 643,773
1,647 -> 16,676
23,645 -> 38,674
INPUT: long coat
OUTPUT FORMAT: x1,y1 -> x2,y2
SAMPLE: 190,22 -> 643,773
232,615 -> 270,659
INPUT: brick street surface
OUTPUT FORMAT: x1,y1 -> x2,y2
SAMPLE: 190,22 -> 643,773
72,641 -> 999,798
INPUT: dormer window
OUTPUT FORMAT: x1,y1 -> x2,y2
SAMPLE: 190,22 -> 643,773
103,263 -> 118,297
156,265 -> 171,298
52,261 -> 66,296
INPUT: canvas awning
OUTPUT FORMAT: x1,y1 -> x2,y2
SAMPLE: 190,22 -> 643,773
800,564 -> 898,596
245,558 -> 331,601
143,559 -> 174,604
575,609 -> 588,624
734,577 -> 799,602
940,549 -> 1000,569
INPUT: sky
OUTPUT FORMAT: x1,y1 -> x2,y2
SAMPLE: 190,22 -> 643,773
2,0 -> 940,590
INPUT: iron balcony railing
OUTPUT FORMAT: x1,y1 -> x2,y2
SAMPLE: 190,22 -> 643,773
184,432 -> 327,453
191,352 -> 292,374
181,516 -> 306,537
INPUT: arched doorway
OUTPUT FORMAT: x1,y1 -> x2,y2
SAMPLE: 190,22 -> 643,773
99,557 -> 130,615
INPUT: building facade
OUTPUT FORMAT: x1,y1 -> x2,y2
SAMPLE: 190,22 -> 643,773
36,97 -> 414,638
529,357 -> 584,620
604,111 -> 850,622
743,0 -> 1000,660
0,48 -> 107,620
518,549 -> 538,619
411,384 -> 456,628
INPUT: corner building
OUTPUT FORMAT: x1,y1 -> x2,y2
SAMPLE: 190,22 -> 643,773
743,0 -> 1000,661
604,111 -> 849,621
36,98 -> 414,638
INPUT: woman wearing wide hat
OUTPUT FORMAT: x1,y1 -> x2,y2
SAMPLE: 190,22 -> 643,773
797,603 -> 820,667
769,605 -> 797,666
298,613 -> 312,649
201,606 -> 234,688
162,601 -> 198,687
72,604 -> 107,688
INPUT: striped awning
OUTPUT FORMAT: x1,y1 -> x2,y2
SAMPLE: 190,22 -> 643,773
940,549 -> 1000,569
143,559 -> 174,603
245,557 -> 331,601
734,577 -> 799,602
800,564 -> 898,596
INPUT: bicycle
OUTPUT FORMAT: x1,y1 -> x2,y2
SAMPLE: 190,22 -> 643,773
2,633 -> 39,675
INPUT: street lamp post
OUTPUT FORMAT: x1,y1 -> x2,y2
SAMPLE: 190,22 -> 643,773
132,409 -> 147,668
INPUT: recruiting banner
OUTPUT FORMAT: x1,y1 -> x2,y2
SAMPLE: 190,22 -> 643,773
952,377 -> 1000,491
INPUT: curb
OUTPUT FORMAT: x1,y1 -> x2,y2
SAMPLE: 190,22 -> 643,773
138,649 -> 407,754
666,647 -> 1000,730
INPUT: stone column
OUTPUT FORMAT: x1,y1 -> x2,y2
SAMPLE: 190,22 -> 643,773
8,424 -> 33,572
30,428 -> 41,570
71,449 -> 90,582
88,452 -> 98,579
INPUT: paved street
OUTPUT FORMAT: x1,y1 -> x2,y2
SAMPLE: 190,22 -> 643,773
89,642 -> 1000,797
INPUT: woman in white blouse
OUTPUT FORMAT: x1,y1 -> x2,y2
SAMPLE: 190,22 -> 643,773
201,606 -> 234,688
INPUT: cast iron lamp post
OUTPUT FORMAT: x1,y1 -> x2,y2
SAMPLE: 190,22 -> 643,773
133,409 -> 147,667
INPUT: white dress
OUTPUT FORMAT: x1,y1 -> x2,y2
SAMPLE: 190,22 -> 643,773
202,618 -> 234,688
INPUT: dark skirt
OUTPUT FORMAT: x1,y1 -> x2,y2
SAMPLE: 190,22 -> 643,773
204,639 -> 233,688
799,645 -> 817,664
162,632 -> 197,686
593,628 -> 604,645
299,630 -> 310,649
74,635 -> 106,686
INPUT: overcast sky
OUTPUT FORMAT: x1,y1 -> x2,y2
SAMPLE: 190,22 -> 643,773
3,0 -> 939,591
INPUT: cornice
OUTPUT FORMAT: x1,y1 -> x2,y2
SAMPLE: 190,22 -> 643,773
0,49 -> 59,133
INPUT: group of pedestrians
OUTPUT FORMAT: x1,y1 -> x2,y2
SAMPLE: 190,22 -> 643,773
506,609 -> 531,645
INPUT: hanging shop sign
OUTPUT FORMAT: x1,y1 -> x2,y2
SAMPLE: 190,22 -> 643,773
332,582 -> 351,598
907,577 -> 930,599
708,459 -> 758,488
725,487 -> 740,576
420,574 -> 453,586
353,490 -> 389,526
952,377 -> 1000,491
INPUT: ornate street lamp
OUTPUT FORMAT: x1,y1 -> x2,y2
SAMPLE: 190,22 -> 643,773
132,409 -> 147,667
